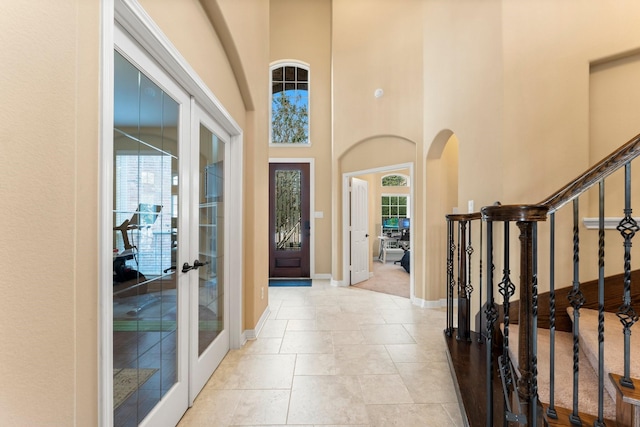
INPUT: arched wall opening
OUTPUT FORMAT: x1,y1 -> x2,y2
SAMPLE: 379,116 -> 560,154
337,135 -> 416,295
425,130 -> 459,303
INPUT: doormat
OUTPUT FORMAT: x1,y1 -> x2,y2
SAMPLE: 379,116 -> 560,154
113,368 -> 157,409
268,279 -> 312,287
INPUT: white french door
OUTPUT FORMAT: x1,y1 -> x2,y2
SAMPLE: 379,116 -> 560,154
112,24 -> 229,427
188,103 -> 230,402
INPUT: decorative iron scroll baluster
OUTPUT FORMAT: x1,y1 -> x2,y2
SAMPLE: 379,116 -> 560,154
595,180 -> 606,427
446,218 -> 454,337
547,212 -> 558,420
567,198 -> 584,425
485,220 -> 497,427
478,220 -> 484,343
616,162 -> 639,389
466,221 -> 474,298
457,220 -> 471,342
499,222 -> 515,369
531,222 -> 539,427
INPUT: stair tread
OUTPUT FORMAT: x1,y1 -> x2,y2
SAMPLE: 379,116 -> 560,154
505,325 -> 616,420
542,403 -> 618,426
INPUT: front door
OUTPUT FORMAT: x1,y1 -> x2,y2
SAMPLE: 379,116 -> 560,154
269,163 -> 311,277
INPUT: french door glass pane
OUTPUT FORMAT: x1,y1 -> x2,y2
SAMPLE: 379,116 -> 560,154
113,51 -> 179,426
198,124 -> 225,355
275,170 -> 302,251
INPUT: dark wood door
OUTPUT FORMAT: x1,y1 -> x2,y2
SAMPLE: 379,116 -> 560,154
269,163 -> 310,277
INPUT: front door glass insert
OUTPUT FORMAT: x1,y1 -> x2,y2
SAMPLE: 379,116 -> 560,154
274,169 -> 302,251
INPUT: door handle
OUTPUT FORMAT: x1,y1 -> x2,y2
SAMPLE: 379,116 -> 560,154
193,259 -> 209,269
365,234 -> 369,238
182,260 -> 209,273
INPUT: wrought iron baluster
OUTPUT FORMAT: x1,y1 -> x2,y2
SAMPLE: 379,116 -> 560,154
531,222 -> 539,427
595,180 -> 606,427
479,219 -> 484,343
466,221 -> 474,299
568,198 -> 584,425
547,212 -> 558,420
616,162 -> 639,389
485,220 -> 497,427
446,218 -> 454,337
499,222 -> 515,368
457,220 -> 471,342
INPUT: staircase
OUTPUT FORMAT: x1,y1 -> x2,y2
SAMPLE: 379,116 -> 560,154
444,133 -> 640,426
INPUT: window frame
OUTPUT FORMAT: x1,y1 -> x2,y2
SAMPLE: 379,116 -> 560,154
269,60 -> 311,146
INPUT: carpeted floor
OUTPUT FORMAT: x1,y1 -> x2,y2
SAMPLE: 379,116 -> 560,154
352,259 -> 409,298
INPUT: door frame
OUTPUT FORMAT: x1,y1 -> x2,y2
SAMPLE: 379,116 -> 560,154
269,158 -> 316,278
341,162 -> 414,298
100,1 -> 244,425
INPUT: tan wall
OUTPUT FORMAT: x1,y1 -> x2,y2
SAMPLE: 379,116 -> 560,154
332,0 -> 423,292
269,0 -> 333,276
426,135 -> 459,302
142,0 -> 270,328
0,0 -> 100,425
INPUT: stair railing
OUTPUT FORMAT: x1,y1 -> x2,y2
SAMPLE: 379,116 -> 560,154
445,212 -> 482,342
479,132 -> 640,426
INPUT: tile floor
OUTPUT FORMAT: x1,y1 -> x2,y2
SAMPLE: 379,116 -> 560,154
177,279 -> 464,427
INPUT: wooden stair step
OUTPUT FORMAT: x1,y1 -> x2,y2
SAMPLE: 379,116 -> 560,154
542,404 -> 618,426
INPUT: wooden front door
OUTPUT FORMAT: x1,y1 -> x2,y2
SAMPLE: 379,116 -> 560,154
269,163 -> 311,277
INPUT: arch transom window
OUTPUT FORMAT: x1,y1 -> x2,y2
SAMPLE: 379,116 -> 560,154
381,174 -> 409,187
271,63 -> 309,144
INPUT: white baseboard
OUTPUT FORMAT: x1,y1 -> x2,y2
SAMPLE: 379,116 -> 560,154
411,297 -> 448,309
313,273 -> 332,280
245,305 -> 271,340
330,278 -> 348,287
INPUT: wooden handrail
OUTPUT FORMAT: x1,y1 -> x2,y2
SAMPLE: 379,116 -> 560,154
540,132 -> 640,213
445,212 -> 482,221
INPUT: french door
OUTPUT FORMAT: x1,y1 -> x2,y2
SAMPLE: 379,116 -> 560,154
112,24 -> 229,427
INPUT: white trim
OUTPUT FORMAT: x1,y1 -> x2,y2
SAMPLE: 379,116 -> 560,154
269,158 -> 316,278
247,306 -> 272,340
99,2 -> 115,426
342,163 -> 415,298
583,217 -> 636,230
313,273 -> 332,280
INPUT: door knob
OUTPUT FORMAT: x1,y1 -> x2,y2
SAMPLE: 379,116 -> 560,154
182,262 -> 194,273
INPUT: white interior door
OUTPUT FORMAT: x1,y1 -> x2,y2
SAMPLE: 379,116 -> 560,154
188,102 -> 230,402
350,177 -> 370,284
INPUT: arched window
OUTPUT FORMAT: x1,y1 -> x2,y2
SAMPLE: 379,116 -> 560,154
381,174 -> 409,187
270,62 -> 309,144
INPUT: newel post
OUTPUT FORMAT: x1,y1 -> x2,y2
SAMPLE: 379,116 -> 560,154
483,205 -> 548,426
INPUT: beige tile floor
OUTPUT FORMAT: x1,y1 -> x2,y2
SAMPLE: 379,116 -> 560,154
178,280 -> 464,427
